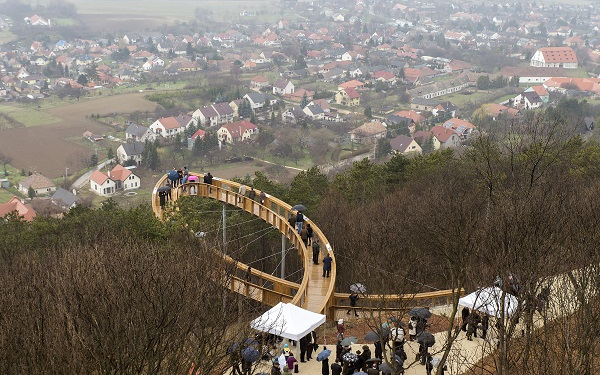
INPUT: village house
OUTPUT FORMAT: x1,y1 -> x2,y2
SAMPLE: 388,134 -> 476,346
272,79 -> 295,95
530,47 -> 578,69
89,165 -> 140,197
0,196 -> 36,221
19,173 -> 56,196
125,123 -> 154,142
513,91 -> 543,109
51,188 -> 79,210
442,118 -> 476,140
250,75 -> 270,89
149,117 -> 185,138
430,126 -> 462,150
117,141 -> 145,166
303,104 -> 325,120
335,87 -> 360,107
187,129 -> 206,150
390,135 -> 422,155
349,121 -> 387,144
217,120 -> 259,144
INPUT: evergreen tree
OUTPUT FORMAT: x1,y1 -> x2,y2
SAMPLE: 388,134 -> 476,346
174,134 -> 182,150
28,186 -> 36,199
193,136 -> 204,156
90,153 -> 99,166
77,74 -> 88,86
364,106 -> 373,119
270,111 -> 276,126
250,111 -> 256,124
300,93 -> 309,108
107,148 -> 114,160
147,143 -> 160,171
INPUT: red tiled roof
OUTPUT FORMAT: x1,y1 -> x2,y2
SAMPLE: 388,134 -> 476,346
344,87 -> 360,99
90,170 -> 109,185
539,47 -> 578,63
338,80 -> 364,89
158,117 -> 182,129
109,164 -> 132,182
431,125 -> 458,143
0,196 -> 36,221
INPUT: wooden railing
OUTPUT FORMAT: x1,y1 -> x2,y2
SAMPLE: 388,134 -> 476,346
332,289 -> 465,315
151,173 -> 337,317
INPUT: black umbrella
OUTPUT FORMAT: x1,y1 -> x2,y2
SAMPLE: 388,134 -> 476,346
408,307 -> 432,320
292,204 -> 307,211
379,362 -> 401,374
364,331 -> 381,342
167,170 -> 179,181
365,358 -> 382,364
242,346 -> 260,362
417,331 -> 436,347
157,185 -> 171,192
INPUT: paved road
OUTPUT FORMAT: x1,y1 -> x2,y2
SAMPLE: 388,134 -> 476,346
70,158 -> 115,190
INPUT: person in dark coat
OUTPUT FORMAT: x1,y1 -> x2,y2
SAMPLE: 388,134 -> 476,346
374,340 -> 383,360
204,172 -> 213,193
347,293 -> 359,317
312,239 -> 321,264
367,363 -> 379,375
321,357 -> 330,375
331,362 -> 342,375
335,340 -> 343,362
306,223 -> 314,245
296,211 -> 304,232
425,355 -> 434,375
461,307 -> 470,332
467,311 -> 480,340
360,345 -> 371,371
299,336 -> 308,362
323,253 -> 333,278
481,314 -> 489,339
306,332 -> 314,360
271,361 -> 282,375
158,190 -> 167,209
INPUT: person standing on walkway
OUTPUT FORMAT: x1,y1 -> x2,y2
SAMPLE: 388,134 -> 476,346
461,307 -> 470,332
203,172 -> 213,194
238,184 -> 247,203
299,335 -> 308,362
321,351 -> 330,375
323,252 -> 333,278
259,190 -> 266,204
300,226 -> 309,246
312,238 -> 320,265
296,211 -> 304,233
347,293 -> 359,317
336,319 -> 345,340
481,314 -> 489,339
306,223 -> 314,245
306,332 -> 314,360
248,187 -> 256,201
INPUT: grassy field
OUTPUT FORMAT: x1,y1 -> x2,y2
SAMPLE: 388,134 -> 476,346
0,105 -> 62,127
39,0 -> 283,31
0,30 -> 17,44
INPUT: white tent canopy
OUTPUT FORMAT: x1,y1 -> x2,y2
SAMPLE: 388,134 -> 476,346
250,302 -> 326,341
458,287 -> 519,318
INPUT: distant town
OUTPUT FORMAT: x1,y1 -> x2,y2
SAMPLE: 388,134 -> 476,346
1,0 -> 599,212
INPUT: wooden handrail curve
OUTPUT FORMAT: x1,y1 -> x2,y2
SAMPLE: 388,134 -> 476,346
151,173 -> 337,317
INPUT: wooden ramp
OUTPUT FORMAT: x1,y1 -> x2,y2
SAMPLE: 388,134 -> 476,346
152,173 -> 337,319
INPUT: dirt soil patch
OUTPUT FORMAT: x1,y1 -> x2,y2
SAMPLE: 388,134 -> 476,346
0,93 -> 157,178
